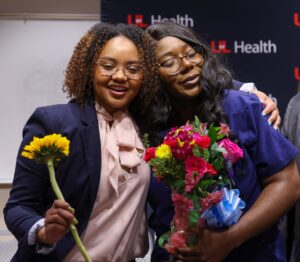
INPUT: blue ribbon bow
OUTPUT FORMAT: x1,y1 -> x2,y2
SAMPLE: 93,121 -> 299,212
201,187 -> 246,228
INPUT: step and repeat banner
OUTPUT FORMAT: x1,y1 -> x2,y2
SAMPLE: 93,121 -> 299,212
100,0 -> 300,113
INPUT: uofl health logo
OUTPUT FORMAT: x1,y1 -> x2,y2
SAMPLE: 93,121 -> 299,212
127,14 -> 194,28
210,40 -> 277,54
210,40 -> 232,54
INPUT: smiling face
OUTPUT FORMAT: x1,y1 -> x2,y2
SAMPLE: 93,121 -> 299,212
92,35 -> 143,114
156,36 -> 205,101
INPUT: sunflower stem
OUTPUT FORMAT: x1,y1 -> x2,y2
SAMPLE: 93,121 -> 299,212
69,224 -> 92,262
47,158 -> 65,200
46,159 -> 91,262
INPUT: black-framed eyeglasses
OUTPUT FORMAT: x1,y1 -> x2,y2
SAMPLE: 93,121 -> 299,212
96,59 -> 143,80
159,48 -> 205,76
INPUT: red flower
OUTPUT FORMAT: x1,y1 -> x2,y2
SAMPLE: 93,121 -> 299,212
206,163 -> 217,175
185,156 -> 208,192
200,191 -> 223,212
172,193 -> 194,230
165,231 -> 187,254
193,133 -> 211,148
143,147 -> 156,162
164,136 -> 178,148
172,193 -> 194,211
185,156 -> 207,174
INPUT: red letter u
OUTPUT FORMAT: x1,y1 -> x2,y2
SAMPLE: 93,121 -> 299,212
295,67 -> 300,80
294,13 -> 300,26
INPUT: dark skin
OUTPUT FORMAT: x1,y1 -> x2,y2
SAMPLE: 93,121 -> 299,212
37,200 -> 74,244
156,36 -> 300,262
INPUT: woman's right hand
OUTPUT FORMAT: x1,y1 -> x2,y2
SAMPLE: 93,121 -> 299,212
37,199 -> 75,245
175,228 -> 235,262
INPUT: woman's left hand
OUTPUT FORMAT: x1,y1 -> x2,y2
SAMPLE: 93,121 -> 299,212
252,90 -> 281,129
174,228 -> 234,262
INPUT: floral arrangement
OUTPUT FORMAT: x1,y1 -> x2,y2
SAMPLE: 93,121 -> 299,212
144,117 -> 245,253
22,134 -> 91,262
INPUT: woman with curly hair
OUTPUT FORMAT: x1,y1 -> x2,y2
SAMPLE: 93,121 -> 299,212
4,22 -> 159,262
144,21 -> 300,262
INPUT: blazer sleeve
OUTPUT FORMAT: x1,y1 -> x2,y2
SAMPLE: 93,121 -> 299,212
4,107 -> 58,259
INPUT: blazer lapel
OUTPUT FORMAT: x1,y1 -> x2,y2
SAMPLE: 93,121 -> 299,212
80,99 -> 101,213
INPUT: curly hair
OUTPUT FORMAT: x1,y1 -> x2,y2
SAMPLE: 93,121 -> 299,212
63,22 -> 159,118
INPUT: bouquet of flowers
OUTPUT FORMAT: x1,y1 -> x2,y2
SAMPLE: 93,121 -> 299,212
144,117 -> 245,253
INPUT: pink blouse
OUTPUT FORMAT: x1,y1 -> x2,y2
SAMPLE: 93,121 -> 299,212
64,104 -> 150,262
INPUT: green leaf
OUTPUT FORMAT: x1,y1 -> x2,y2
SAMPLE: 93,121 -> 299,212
158,231 -> 171,248
192,146 -> 202,158
142,133 -> 150,148
195,178 -> 217,194
217,132 -> 226,140
202,148 -> 210,161
211,142 -> 226,154
207,124 -> 218,144
189,209 -> 199,228
172,179 -> 185,193
194,115 -> 201,129
211,155 -> 224,171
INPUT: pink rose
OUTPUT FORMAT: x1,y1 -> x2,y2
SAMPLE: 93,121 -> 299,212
218,138 -> 243,164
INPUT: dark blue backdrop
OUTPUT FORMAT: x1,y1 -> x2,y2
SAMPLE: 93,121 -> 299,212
100,0 -> 300,113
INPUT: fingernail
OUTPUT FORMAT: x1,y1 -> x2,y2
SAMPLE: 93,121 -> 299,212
262,112 -> 266,116
72,218 -> 78,225
268,120 -> 272,125
273,126 -> 278,130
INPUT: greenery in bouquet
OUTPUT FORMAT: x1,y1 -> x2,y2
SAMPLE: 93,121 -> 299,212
144,117 -> 244,253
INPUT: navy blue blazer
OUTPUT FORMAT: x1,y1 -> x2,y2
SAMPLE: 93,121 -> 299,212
4,99 -> 101,261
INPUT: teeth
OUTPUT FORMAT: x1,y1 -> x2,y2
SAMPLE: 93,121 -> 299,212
111,87 -> 126,91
